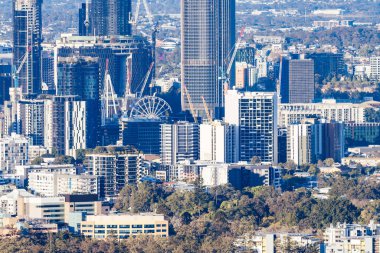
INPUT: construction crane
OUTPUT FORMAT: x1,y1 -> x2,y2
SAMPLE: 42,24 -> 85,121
101,59 -> 119,126
130,0 -> 154,26
12,47 -> 30,88
201,96 -> 213,123
138,62 -> 154,98
220,27 -> 245,92
182,84 -> 198,124
84,0 -> 90,35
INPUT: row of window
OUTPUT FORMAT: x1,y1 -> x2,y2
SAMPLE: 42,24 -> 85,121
86,224 -> 166,229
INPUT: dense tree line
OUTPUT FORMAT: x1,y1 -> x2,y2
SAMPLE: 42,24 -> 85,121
2,174 -> 380,252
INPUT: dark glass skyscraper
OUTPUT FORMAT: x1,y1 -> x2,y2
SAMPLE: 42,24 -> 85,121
57,57 -> 100,148
279,57 -> 315,104
181,0 -> 235,118
91,0 -> 132,36
13,0 -> 43,96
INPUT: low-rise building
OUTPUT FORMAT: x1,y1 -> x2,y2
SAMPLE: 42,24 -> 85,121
28,171 -> 102,197
81,213 -> 169,239
323,222 -> 380,253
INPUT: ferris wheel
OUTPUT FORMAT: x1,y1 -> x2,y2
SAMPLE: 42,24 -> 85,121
130,96 -> 172,120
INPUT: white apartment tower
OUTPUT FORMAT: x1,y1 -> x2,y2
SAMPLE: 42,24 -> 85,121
225,90 -> 278,164
160,122 -> 199,165
200,120 -> 238,163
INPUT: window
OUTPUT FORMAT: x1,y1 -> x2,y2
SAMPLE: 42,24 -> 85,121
144,230 -> 155,234
119,225 -> 130,229
119,230 -> 130,234
132,224 -> 142,229
94,225 -> 105,228
107,225 -> 117,229
94,230 -> 105,234
144,224 -> 155,228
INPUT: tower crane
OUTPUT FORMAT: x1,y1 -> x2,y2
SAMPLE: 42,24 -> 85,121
12,47 -> 30,88
130,0 -> 154,26
84,0 -> 90,35
101,59 -> 119,126
138,62 -> 154,99
182,84 -> 198,124
220,27 -> 245,93
201,96 -> 213,123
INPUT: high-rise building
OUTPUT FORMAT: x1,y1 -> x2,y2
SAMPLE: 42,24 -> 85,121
90,0 -> 132,36
306,52 -> 345,79
181,0 -> 235,118
287,118 -> 345,165
0,133 -> 29,173
279,57 -> 315,103
42,48 -> 55,92
160,122 -> 199,165
85,149 -> 140,197
225,90 -> 278,164
55,34 -> 152,98
13,0 -> 43,95
200,120 -> 238,163
17,99 -> 45,145
44,96 -> 86,157
370,56 -> 380,80
0,64 -> 11,104
287,118 -> 322,165
57,56 -> 100,148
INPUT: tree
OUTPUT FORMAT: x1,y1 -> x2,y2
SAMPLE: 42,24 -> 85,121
250,156 -> 262,164
31,157 -> 44,165
324,158 -> 335,167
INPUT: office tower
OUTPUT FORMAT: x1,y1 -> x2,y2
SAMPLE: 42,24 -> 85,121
0,64 -> 11,104
181,0 -> 235,118
279,57 -> 315,103
42,49 -> 55,92
44,96 -> 86,157
370,57 -> 380,80
120,118 -> 162,155
57,57 -> 100,148
0,133 -> 29,173
85,150 -> 140,197
225,90 -> 278,164
160,122 -> 199,165
13,0 -> 43,95
91,0 -> 132,36
321,120 -> 345,162
55,34 -> 152,97
345,122 -> 380,147
18,99 -> 45,145
306,53 -> 345,80
200,120 -> 238,163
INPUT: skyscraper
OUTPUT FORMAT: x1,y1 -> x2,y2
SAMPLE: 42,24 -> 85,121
225,90 -> 278,164
91,0 -> 132,36
181,0 -> 235,118
57,56 -> 100,148
13,0 -> 43,95
279,57 -> 315,104
44,96 -> 86,157
160,122 -> 199,165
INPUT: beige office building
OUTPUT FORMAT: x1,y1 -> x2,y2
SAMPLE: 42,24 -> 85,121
81,213 -> 169,239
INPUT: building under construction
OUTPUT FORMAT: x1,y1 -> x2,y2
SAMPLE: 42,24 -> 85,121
79,0 -> 132,37
13,0 -> 43,96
